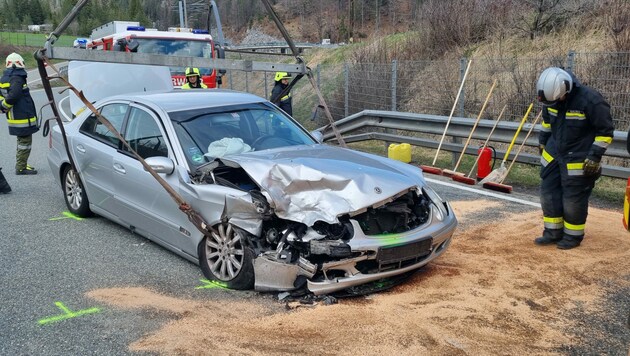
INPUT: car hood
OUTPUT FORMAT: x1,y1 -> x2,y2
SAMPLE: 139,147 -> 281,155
218,145 -> 426,225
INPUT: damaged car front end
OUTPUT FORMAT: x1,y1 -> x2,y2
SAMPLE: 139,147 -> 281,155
190,146 -> 456,295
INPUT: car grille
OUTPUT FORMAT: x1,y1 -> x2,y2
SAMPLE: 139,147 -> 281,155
378,238 -> 432,264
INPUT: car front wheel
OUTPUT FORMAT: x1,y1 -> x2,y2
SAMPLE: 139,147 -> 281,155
62,165 -> 92,217
199,222 -> 255,290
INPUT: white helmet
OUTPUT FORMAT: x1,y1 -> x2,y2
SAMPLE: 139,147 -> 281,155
6,52 -> 25,69
536,67 -> 572,105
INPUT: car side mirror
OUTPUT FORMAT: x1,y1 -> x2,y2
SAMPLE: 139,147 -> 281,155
144,156 -> 175,175
310,130 -> 324,143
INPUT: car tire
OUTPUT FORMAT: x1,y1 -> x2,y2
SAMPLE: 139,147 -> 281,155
198,222 -> 255,290
62,165 -> 92,217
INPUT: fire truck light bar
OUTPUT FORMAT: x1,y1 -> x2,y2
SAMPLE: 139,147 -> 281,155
192,29 -> 209,34
127,26 -> 145,31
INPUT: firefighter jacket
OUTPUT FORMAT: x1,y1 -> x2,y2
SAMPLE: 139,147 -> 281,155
270,82 -> 292,116
539,74 -> 614,176
181,80 -> 208,89
0,67 -> 38,136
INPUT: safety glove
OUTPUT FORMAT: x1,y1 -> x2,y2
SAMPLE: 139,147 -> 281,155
583,157 -> 601,176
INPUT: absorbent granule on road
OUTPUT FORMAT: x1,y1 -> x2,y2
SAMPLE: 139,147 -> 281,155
85,204 -> 630,355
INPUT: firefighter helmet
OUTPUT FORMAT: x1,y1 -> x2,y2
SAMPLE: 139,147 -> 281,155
6,53 -> 25,69
536,67 -> 572,105
185,67 -> 201,77
274,72 -> 292,82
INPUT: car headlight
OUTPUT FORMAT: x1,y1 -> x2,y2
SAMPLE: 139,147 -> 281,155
422,186 -> 445,221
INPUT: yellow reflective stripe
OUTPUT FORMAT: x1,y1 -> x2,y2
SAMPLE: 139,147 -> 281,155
567,162 -> 584,170
7,117 -> 36,124
564,221 -> 585,236
565,112 -> 585,118
0,82 -> 9,88
281,94 -> 290,101
2,100 -> 13,108
541,121 -> 551,128
595,136 -> 613,144
547,108 -> 558,115
541,149 -> 554,166
544,217 -> 563,224
544,216 -> 563,229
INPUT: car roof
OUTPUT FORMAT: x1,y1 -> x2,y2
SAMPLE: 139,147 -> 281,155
104,89 -> 268,113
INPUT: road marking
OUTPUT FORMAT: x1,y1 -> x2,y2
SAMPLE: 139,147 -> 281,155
425,177 -> 541,208
48,211 -> 84,221
195,279 -> 229,290
38,302 -> 100,325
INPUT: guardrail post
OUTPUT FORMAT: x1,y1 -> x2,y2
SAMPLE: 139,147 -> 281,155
344,63 -> 349,118
567,50 -> 575,72
229,70 -> 233,89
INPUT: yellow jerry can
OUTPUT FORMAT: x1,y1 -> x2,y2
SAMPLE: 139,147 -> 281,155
388,143 -> 411,163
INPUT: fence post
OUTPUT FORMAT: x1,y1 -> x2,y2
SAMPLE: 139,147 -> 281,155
317,64 -> 321,89
264,72 -> 268,99
452,57 -> 466,165
458,57 -> 466,118
344,63 -> 349,118
391,60 -> 397,111
229,70 -> 233,89
245,72 -> 249,93
567,50 -> 576,72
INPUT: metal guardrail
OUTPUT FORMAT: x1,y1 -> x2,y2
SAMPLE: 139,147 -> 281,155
318,110 -> 630,179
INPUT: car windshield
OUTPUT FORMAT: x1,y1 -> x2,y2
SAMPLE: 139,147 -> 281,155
172,106 -> 315,167
135,38 -> 214,76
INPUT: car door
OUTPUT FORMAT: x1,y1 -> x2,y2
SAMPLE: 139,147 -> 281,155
112,105 -> 197,255
75,102 -> 129,214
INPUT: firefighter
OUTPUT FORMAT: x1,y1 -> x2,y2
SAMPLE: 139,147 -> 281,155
181,67 -> 207,89
270,71 -> 293,116
0,53 -> 39,175
534,67 -> 614,249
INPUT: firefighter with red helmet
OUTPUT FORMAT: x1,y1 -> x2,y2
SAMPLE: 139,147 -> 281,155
181,67 -> 207,89
535,67 -> 614,249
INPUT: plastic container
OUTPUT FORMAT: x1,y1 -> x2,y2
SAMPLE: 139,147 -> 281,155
388,143 -> 411,163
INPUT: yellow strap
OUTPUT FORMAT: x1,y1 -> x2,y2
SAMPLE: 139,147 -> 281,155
503,103 -> 533,162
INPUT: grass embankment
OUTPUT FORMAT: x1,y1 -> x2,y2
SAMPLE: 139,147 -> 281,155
0,31 -> 75,68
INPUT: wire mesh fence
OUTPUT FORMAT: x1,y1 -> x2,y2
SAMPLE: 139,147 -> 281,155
223,50 -> 630,132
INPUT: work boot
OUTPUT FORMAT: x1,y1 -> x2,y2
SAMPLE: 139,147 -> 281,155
557,235 -> 583,250
0,168 -> 11,194
16,164 -> 37,175
534,229 -> 563,245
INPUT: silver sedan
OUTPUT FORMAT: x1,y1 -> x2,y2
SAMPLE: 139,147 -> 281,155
47,89 -> 457,295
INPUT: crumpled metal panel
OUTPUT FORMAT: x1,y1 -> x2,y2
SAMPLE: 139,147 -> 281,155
220,145 -> 425,225
223,194 -> 263,236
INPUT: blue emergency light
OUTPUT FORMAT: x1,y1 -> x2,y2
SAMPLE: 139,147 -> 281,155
192,29 -> 209,34
127,26 -> 146,31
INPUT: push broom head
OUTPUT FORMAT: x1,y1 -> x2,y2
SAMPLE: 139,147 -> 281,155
482,181 -> 513,193
441,169 -> 465,178
452,174 -> 476,185
420,165 -> 443,175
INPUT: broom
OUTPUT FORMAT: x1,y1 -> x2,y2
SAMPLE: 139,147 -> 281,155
445,79 -> 497,180
483,111 -> 542,193
453,104 -> 507,185
420,59 -> 472,175
478,103 -> 533,188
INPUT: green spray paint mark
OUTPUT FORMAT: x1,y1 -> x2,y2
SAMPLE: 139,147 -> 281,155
38,302 -> 100,325
48,211 -> 83,221
195,279 -> 229,290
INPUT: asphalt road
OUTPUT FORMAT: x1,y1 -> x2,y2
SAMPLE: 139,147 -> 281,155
0,89 -> 627,355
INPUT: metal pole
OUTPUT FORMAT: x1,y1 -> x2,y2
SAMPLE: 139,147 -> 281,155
178,1 -> 185,28
344,63 -> 349,117
183,0 -> 189,28
245,72 -> 249,93
229,70 -> 233,89
317,64 -> 320,88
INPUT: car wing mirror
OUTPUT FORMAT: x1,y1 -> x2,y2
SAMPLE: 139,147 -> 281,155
144,156 -> 175,175
310,130 -> 324,143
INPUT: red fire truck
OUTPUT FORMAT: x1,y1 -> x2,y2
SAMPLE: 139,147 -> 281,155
87,21 -> 221,88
